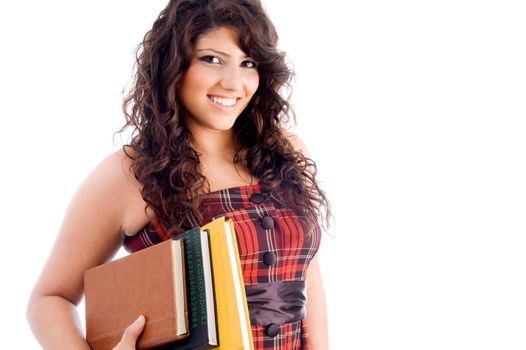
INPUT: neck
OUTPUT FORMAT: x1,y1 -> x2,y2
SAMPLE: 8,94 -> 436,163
190,126 -> 237,160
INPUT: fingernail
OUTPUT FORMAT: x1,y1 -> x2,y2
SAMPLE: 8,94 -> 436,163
135,315 -> 145,324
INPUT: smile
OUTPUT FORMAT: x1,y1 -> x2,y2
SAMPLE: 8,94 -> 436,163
208,95 -> 237,107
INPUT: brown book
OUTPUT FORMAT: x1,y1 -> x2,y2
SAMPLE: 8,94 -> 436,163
84,239 -> 189,350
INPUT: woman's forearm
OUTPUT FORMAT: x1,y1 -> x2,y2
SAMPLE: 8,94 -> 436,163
27,295 -> 91,350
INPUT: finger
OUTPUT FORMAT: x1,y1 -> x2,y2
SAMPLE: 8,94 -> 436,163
116,315 -> 146,349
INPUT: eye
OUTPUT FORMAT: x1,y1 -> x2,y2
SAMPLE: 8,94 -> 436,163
242,60 -> 258,69
199,55 -> 221,64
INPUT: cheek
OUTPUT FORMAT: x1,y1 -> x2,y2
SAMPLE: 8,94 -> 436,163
247,74 -> 260,97
182,65 -> 215,93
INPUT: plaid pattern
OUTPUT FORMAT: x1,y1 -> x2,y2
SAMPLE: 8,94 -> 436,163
123,184 -> 321,350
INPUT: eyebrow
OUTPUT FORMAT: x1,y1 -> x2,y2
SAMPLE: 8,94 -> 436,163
196,48 -> 249,59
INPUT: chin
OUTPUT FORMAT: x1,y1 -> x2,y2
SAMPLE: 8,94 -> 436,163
215,121 -> 238,131
205,117 -> 238,132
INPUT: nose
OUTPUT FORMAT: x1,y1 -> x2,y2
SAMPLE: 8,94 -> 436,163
219,65 -> 243,93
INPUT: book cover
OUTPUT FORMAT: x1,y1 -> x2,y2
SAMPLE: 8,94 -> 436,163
84,239 -> 188,350
156,228 -> 217,350
202,217 -> 254,350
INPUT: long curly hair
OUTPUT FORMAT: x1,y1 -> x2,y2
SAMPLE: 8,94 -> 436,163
120,0 -> 331,234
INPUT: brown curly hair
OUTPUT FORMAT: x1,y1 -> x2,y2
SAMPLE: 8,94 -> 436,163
120,0 -> 331,234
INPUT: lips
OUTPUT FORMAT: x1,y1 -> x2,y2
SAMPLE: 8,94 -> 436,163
207,95 -> 238,107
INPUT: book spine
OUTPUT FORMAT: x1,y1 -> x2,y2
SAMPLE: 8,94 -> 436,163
155,232 -> 211,350
186,231 -> 208,332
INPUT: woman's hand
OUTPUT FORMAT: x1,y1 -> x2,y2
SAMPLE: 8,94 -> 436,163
112,315 -> 146,350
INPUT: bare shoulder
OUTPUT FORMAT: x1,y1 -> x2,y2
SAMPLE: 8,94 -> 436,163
90,147 -> 147,193
85,148 -> 151,232
74,149 -> 138,217
91,148 -> 136,186
284,131 -> 309,156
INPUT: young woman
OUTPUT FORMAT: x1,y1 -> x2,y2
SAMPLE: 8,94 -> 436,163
27,0 -> 331,349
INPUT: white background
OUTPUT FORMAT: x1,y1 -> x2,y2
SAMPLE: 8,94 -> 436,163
1,0 -> 525,349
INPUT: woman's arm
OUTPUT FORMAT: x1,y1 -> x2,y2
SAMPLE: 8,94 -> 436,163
26,150 -> 145,349
306,255 -> 329,350
285,131 -> 330,348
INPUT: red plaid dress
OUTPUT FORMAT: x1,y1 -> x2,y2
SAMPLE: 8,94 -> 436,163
124,184 -> 321,350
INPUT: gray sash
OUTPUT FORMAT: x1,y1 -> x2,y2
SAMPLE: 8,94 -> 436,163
245,280 -> 306,325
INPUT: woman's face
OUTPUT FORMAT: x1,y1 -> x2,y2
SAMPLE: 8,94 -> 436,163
179,26 -> 260,133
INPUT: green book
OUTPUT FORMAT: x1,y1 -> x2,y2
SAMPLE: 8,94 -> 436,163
155,228 -> 217,350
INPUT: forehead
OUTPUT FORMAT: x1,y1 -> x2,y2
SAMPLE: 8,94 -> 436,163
194,27 -> 246,55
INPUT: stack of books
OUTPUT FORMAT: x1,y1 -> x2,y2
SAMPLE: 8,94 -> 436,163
84,217 -> 253,350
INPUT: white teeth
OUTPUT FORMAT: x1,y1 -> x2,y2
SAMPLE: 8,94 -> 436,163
209,96 -> 236,107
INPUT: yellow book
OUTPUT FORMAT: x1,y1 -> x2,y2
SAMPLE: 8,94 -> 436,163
202,217 -> 254,350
